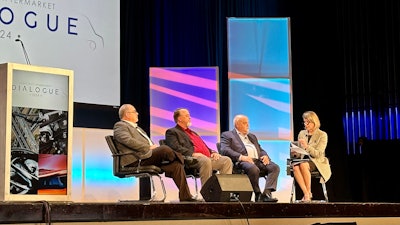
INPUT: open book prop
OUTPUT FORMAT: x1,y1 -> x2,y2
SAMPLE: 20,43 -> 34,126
290,142 -> 310,165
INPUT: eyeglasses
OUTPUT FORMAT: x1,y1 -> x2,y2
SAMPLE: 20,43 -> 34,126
303,120 -> 312,125
127,111 -> 137,114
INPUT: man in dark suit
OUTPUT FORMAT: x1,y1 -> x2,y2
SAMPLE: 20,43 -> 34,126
220,114 -> 280,202
165,108 -> 233,186
113,104 -> 199,202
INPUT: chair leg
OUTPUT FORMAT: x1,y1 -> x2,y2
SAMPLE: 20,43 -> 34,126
149,175 -> 157,201
152,174 -> 166,202
290,178 -> 296,203
136,173 -> 166,202
193,176 -> 198,199
321,182 -> 329,202
186,175 -> 198,199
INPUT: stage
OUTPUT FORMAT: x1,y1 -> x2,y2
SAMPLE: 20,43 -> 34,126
1,201 -> 400,225
0,129 -> 399,224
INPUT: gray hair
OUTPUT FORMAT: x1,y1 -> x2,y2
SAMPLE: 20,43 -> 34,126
118,104 -> 131,119
233,114 -> 247,128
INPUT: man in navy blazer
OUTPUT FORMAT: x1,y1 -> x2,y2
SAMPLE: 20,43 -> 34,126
220,114 -> 280,202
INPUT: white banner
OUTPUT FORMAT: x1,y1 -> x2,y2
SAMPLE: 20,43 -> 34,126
0,0 -> 120,106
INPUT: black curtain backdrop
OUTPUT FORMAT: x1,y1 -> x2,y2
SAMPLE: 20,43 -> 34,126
106,0 -> 400,202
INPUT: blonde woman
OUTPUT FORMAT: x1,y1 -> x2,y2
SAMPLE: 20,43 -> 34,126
293,111 -> 331,202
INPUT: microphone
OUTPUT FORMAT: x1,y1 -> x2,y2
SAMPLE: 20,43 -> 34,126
15,35 -> 31,65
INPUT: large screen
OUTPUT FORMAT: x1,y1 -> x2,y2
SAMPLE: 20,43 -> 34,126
227,17 -> 293,200
0,1 -> 120,106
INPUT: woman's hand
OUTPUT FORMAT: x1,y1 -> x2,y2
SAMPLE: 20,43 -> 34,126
298,138 -> 308,149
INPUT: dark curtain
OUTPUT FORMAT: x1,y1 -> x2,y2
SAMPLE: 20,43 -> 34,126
339,0 -> 400,141
336,0 -> 400,202
339,0 -> 400,113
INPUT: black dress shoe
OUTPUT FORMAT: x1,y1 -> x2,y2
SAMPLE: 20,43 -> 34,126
258,193 -> 278,202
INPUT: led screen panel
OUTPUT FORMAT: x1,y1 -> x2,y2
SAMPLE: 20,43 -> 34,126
149,67 -> 220,148
227,18 -> 291,78
229,78 -> 291,140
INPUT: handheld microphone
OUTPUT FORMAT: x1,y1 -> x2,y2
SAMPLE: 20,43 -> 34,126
15,35 -> 31,65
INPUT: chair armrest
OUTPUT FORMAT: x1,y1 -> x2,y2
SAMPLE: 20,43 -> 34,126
112,151 -> 145,172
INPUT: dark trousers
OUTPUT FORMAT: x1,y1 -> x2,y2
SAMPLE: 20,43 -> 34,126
139,145 -> 192,201
238,159 -> 280,194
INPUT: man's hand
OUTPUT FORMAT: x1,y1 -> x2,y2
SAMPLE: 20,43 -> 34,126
211,152 -> 221,160
240,155 -> 254,164
260,155 -> 270,165
192,152 -> 203,157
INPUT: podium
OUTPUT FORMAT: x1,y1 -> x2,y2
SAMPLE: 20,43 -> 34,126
0,63 -> 73,201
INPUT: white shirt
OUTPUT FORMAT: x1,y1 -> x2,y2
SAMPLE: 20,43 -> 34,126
237,130 -> 258,159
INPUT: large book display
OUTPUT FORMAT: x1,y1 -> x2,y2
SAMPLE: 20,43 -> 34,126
0,63 -> 73,201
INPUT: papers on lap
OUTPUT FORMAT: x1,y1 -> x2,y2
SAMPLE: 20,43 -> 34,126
290,141 -> 310,166
290,158 -> 310,166
290,141 -> 309,159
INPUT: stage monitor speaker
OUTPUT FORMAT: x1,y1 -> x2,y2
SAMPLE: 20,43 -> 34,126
200,174 -> 253,202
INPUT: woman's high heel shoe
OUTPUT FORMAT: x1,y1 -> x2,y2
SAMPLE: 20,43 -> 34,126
301,194 -> 311,203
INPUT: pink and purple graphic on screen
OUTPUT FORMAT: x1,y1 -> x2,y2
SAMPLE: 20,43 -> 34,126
149,67 -> 220,147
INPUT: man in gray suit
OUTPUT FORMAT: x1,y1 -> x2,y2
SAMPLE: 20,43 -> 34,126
220,114 -> 280,202
113,104 -> 199,202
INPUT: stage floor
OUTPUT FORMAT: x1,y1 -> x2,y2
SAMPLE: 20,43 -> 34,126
1,201 -> 400,225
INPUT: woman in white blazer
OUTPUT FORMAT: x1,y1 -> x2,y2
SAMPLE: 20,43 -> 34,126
293,111 -> 331,202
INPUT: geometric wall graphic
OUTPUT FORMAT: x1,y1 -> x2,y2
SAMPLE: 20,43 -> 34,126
149,67 -> 219,147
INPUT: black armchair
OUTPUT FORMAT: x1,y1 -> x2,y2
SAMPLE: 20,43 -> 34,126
105,135 -> 166,202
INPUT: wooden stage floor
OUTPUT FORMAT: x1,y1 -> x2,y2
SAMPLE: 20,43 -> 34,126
1,201 -> 400,225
